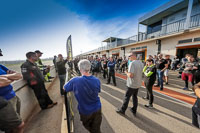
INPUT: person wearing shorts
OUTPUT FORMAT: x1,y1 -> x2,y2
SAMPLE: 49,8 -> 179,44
182,55 -> 198,90
164,55 -> 171,85
0,97 -> 24,133
0,49 -> 24,133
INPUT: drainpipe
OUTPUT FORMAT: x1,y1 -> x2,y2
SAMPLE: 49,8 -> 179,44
184,0 -> 194,30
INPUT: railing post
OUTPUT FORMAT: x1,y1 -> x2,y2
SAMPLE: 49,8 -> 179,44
184,0 -> 194,30
178,20 -> 181,32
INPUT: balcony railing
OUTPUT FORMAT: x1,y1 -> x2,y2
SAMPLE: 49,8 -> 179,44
147,13 -> 200,39
83,13 -> 200,55
190,13 -> 200,28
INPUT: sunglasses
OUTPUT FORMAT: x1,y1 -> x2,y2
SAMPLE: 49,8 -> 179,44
128,55 -> 132,57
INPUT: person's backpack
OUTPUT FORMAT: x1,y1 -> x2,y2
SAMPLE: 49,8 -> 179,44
93,61 -> 99,71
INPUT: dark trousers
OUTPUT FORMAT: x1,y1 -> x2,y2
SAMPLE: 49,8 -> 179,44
184,76 -> 194,88
103,69 -> 108,79
121,87 -> 139,113
192,98 -> 200,128
80,109 -> 102,133
58,74 -> 66,95
30,83 -> 53,109
107,70 -> 116,85
144,81 -> 154,105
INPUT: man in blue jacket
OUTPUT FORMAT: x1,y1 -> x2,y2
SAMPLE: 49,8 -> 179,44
64,59 -> 102,133
107,57 -> 117,86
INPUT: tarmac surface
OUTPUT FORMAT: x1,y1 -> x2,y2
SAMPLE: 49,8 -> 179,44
24,70 -> 200,133
24,78 -> 63,133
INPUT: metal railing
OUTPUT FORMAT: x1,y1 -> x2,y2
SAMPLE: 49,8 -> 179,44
83,13 -> 200,55
64,68 -> 76,133
147,13 -> 200,39
190,13 -> 200,28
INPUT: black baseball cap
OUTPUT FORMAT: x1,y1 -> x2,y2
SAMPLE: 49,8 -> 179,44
35,50 -> 43,54
0,49 -> 3,56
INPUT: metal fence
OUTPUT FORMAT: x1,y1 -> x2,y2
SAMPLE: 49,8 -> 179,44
84,13 -> 200,55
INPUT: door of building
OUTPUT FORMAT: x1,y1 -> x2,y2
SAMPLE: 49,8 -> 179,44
177,48 -> 199,59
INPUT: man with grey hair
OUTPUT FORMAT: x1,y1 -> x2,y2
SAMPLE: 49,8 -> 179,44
64,59 -> 102,133
116,52 -> 144,116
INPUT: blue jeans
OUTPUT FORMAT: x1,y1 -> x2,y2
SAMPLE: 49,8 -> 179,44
157,70 -> 164,89
58,75 -> 66,95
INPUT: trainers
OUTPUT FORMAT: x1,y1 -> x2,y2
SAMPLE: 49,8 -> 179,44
116,108 -> 125,115
129,108 -> 136,116
48,76 -> 55,79
177,75 -> 181,78
160,88 -> 163,91
53,102 -> 58,106
144,104 -> 153,108
142,97 -> 149,100
182,87 -> 189,90
46,104 -> 54,109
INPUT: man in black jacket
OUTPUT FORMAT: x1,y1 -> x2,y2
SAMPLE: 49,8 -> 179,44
21,52 -> 57,110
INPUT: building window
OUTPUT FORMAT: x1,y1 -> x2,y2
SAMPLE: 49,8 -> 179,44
194,37 -> 200,42
141,46 -> 147,49
147,20 -> 162,34
131,48 -> 136,50
178,39 -> 193,44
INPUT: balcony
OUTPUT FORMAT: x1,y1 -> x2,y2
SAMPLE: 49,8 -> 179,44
83,13 -> 200,55
147,13 -> 200,39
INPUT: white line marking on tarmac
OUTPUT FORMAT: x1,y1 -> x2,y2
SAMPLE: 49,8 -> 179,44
115,76 -> 193,107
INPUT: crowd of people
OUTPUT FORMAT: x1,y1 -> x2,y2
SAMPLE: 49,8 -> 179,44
1,47 -> 200,133
64,52 -> 200,132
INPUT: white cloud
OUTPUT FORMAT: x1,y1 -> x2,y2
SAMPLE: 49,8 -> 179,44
1,9 -> 145,61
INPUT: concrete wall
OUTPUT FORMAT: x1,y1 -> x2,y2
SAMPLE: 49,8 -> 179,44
13,66 -> 56,121
140,30 -> 200,59
0,66 -> 56,133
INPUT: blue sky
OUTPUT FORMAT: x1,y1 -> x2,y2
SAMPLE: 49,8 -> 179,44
0,0 -> 170,61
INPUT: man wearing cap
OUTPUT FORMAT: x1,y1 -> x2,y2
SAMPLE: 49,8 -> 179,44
0,49 -> 25,133
35,50 -> 54,82
21,52 -> 57,110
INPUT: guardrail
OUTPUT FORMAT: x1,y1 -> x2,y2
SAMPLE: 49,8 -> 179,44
64,69 -> 76,133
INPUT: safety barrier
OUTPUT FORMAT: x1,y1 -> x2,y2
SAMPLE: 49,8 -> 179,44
64,69 -> 77,133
